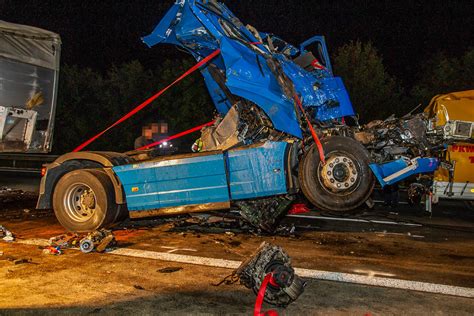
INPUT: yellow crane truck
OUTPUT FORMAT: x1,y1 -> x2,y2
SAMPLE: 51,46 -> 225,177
427,91 -> 474,209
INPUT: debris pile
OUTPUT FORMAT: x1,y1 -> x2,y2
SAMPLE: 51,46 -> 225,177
79,229 -> 116,253
46,229 -> 116,254
170,213 -> 298,237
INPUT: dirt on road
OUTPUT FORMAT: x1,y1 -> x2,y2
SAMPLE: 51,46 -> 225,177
1,200 -> 474,315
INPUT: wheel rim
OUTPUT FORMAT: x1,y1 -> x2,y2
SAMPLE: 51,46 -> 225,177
63,183 -> 97,222
317,152 -> 361,194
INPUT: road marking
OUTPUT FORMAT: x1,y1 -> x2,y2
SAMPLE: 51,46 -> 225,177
14,238 -> 474,298
107,248 -> 474,298
287,214 -> 422,226
352,269 -> 397,278
160,246 -> 198,253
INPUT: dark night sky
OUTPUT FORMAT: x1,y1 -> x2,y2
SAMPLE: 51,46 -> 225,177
1,0 -> 473,85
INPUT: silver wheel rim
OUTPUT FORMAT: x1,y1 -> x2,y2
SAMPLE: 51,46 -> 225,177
63,183 -> 97,222
318,152 -> 361,194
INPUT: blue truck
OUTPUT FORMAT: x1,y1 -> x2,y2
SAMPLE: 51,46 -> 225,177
36,0 -> 379,232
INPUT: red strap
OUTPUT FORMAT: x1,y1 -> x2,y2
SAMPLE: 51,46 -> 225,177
254,273 -> 279,316
294,94 -> 326,164
73,49 -> 221,152
311,58 -> 326,70
137,120 -> 215,151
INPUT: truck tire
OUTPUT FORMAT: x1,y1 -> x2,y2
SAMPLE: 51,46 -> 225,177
299,136 -> 375,212
52,169 -> 120,232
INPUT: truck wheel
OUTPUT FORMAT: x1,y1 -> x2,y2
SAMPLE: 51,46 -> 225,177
53,169 -> 120,232
299,136 -> 375,212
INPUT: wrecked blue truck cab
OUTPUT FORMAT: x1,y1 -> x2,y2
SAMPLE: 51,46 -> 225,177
37,0 -> 377,232
143,0 -> 354,137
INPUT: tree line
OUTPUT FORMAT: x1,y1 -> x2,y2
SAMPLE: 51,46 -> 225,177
52,43 -> 474,154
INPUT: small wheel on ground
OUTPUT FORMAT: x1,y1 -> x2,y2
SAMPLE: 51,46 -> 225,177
53,169 -> 121,232
299,136 -> 375,212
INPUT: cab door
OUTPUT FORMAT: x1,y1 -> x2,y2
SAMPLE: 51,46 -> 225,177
299,36 -> 333,75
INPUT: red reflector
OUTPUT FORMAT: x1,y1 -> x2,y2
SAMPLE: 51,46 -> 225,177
288,203 -> 311,215
41,167 -> 47,177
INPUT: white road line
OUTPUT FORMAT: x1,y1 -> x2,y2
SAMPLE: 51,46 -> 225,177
110,248 -> 240,269
287,214 -> 422,227
160,246 -> 198,253
14,239 -> 474,298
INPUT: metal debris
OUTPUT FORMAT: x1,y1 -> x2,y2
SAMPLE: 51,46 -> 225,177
157,267 -> 183,274
42,246 -> 62,256
0,225 -> 14,242
79,229 -> 116,254
235,242 -> 306,307
13,258 -> 32,265
49,233 -> 82,249
236,196 -> 295,233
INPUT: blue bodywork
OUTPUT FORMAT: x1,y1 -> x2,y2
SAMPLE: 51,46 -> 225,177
143,0 -> 355,139
113,142 -> 289,212
113,0 -> 425,214
369,158 -> 440,187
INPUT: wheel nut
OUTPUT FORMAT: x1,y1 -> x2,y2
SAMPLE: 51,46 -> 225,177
337,183 -> 341,188
335,158 -> 340,163
327,171 -> 332,175
330,179 -> 335,183
343,158 -> 347,162
345,183 -> 350,187
329,163 -> 334,168
351,178 -> 355,182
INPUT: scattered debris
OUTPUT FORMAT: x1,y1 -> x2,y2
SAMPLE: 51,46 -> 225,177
42,246 -> 62,256
13,258 -> 33,265
79,229 -> 116,254
0,225 -> 14,242
158,267 -> 183,274
49,233 -> 82,249
236,196 -> 295,233
133,285 -> 145,290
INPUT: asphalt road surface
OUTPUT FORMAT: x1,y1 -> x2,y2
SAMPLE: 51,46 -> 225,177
1,197 -> 473,315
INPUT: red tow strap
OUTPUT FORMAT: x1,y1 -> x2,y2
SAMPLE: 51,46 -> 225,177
73,49 -> 221,152
254,273 -> 279,316
137,120 -> 215,151
294,94 -> 326,165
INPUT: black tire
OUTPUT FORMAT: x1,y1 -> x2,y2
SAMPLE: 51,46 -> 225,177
53,169 -> 120,232
299,136 -> 375,212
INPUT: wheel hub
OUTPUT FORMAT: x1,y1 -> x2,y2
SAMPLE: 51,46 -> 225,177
63,184 -> 97,222
320,155 -> 359,192
80,190 -> 96,211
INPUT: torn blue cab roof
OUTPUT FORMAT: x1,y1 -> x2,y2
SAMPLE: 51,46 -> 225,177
143,0 -> 355,139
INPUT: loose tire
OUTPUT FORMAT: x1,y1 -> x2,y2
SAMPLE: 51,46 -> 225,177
53,169 -> 120,232
299,136 -> 375,212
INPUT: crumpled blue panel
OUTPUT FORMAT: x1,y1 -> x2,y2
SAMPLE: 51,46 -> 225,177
227,141 -> 289,200
143,0 -> 356,139
142,2 -> 181,47
220,37 -> 302,138
370,158 -> 439,187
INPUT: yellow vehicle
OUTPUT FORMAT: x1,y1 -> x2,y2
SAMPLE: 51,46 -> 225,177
427,91 -> 474,205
